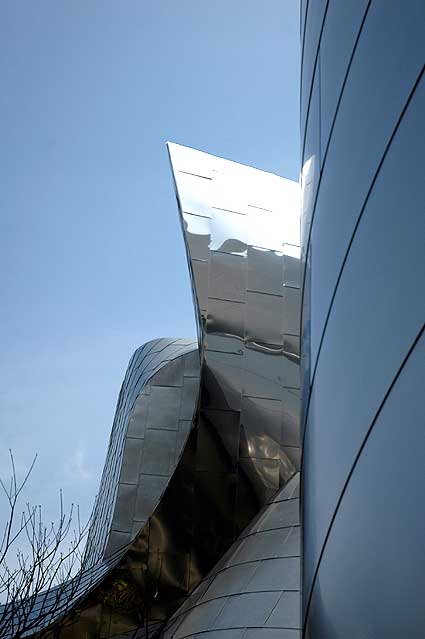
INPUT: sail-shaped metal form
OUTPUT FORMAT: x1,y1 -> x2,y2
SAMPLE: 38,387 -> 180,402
158,143 -> 302,638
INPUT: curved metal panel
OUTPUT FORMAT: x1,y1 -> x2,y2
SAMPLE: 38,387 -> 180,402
307,0 -> 425,373
304,72 -> 425,602
161,473 -> 301,639
301,1 -> 425,636
305,331 -> 425,638
85,338 -> 200,567
300,0 -> 327,143
168,142 -> 301,495
2,341 -> 200,638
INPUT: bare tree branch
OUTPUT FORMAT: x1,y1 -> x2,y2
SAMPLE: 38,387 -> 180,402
0,452 -> 93,639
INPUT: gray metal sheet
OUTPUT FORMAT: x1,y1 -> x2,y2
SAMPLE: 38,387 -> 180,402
214,591 -> 282,629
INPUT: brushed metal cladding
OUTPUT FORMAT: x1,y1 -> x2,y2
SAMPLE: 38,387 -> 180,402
85,338 -> 200,568
161,474 -> 301,639
301,1 -> 425,636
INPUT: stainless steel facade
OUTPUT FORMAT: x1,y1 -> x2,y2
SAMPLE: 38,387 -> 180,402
161,474 -> 301,639
8,146 -> 301,639
2,340 -> 201,639
168,142 -> 301,502
6,5 -> 425,637
300,1 -> 425,637
160,143 -> 302,638
85,338 -> 200,567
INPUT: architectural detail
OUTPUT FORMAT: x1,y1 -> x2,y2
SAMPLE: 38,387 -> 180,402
4,145 -> 301,639
2,340 -> 201,639
168,142 -> 301,501
161,143 -> 302,637
4,5 -> 425,638
85,338 -> 200,566
162,474 -> 300,639
301,1 -> 425,636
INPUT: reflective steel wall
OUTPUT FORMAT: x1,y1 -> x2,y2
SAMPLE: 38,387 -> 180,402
85,338 -> 200,567
3,341 -> 200,639
156,144 -> 302,638
161,474 -> 301,639
10,146 -> 302,639
301,1 -> 425,636
169,142 -> 301,501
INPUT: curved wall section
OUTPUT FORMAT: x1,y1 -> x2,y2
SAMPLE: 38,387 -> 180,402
169,142 -> 301,505
152,144 -> 303,639
161,474 -> 301,639
301,2 -> 425,636
85,338 -> 199,567
3,340 -> 200,639
56,146 -> 301,639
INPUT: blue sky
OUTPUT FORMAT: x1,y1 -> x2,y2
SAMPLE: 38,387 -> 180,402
0,1 -> 300,530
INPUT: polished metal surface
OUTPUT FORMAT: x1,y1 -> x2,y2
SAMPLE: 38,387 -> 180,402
149,145 -> 301,638
19,3 -> 424,636
8,145 -> 301,639
2,341 -> 200,638
168,142 -> 301,496
301,1 -> 425,636
85,338 -> 200,567
161,473 -> 301,639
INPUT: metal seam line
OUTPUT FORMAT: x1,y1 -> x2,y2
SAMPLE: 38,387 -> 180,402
303,322 -> 425,626
299,0 -> 372,339
300,62 -> 425,454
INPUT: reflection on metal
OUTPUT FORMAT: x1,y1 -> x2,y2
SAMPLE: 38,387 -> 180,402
2,340 -> 200,639
162,474 -> 301,639
301,2 -> 425,638
168,142 -> 301,496
85,338 -> 200,567
9,145 -> 301,639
